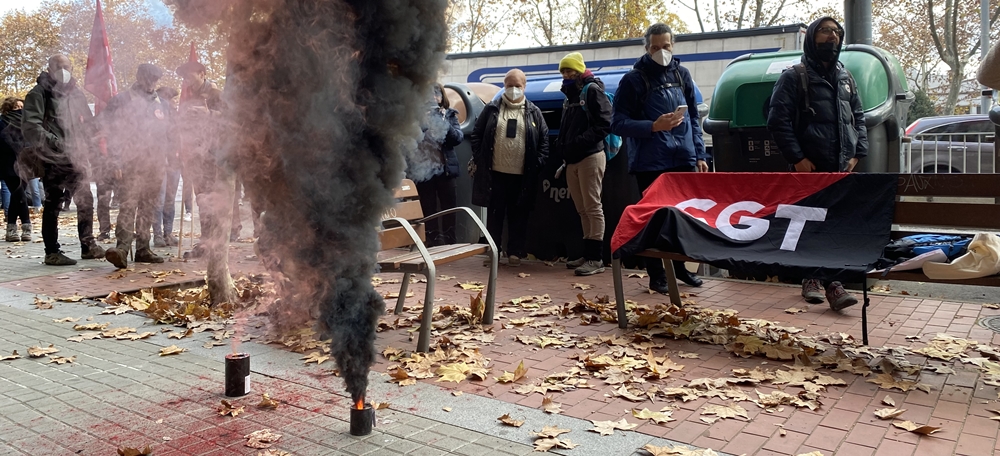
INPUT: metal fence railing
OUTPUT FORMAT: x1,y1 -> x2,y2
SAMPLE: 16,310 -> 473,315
901,132 -> 996,174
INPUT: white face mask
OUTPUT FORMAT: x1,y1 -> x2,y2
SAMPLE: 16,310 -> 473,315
59,69 -> 72,84
651,49 -> 672,67
504,87 -> 523,101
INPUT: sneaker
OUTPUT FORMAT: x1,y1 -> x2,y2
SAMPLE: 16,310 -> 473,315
105,247 -> 128,269
153,235 -> 166,248
45,251 -> 78,266
82,244 -> 106,260
507,255 -> 521,267
574,260 -> 605,276
183,212 -> 192,222
97,232 -> 112,242
135,248 -> 164,264
5,224 -> 18,242
826,282 -> 859,311
20,224 -> 32,242
566,257 -> 586,269
801,279 -> 825,304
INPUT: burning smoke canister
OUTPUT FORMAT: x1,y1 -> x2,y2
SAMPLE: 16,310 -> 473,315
350,399 -> 375,436
225,353 -> 251,397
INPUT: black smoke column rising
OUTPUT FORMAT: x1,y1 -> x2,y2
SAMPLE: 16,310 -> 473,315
166,0 -> 448,404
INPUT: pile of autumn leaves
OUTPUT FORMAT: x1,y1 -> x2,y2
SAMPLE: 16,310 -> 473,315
375,287 -> 1000,452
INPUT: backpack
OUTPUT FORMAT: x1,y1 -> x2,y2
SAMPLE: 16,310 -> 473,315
786,63 -> 857,129
883,234 -> 973,262
578,82 -> 622,160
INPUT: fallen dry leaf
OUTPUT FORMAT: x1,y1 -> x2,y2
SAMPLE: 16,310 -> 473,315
1,350 -> 21,361
159,345 -> 187,356
531,425 -> 571,439
301,351 -> 330,365
73,322 -> 110,331
541,396 -> 562,414
256,450 -> 291,456
533,437 -> 578,452
452,391 -> 463,397
257,393 -> 280,409
47,355 -> 75,364
244,429 -> 282,448
874,408 -> 907,420
882,396 -> 896,406
34,297 -> 54,309
498,413 -> 525,427
590,418 -> 638,436
456,281 -> 485,291
633,408 -> 675,424
676,351 -> 700,359
389,367 -> 416,386
117,446 -> 153,456
641,443 -> 720,456
52,317 -> 80,323
701,403 -> 748,420
372,402 -> 390,410
496,360 -> 528,384
66,332 -> 102,342
436,362 -> 471,383
442,407 -> 452,412
784,307 -> 807,314
219,399 -> 245,417
27,344 -> 59,358
572,283 -> 594,290
56,294 -> 85,302
517,273 -> 530,278
892,420 -> 940,435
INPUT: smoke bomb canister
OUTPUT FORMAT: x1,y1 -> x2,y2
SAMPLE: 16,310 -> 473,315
225,353 -> 251,397
350,403 -> 375,436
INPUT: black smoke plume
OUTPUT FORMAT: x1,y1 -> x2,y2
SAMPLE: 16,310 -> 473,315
167,0 -> 447,401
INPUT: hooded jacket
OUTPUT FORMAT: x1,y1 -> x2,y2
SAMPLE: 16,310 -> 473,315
557,72 -> 612,164
611,53 -> 708,173
766,16 -> 868,172
21,71 -> 96,170
470,96 -> 549,208
0,109 -> 24,180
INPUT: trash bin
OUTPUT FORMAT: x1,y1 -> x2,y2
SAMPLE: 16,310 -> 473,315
704,44 -> 913,172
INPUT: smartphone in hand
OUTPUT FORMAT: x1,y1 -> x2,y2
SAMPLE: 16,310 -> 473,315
674,104 -> 688,116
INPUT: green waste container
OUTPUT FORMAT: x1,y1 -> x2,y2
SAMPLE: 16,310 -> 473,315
704,44 -> 913,172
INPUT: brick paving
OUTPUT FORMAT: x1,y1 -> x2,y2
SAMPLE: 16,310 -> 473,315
2,209 -> 1000,455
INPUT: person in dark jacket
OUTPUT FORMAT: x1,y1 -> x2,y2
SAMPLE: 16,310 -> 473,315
21,55 -> 106,265
411,83 -> 464,246
556,52 -> 613,276
153,86 -> 181,247
611,23 -> 708,294
766,16 -> 866,311
470,69 -> 549,266
1,97 -> 31,242
101,64 -> 172,269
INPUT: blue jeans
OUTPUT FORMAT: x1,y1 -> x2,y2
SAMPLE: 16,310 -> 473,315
25,178 -> 42,208
1,179 -> 9,212
154,168 -> 181,237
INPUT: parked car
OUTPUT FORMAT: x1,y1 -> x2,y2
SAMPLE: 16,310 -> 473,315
904,115 -> 996,173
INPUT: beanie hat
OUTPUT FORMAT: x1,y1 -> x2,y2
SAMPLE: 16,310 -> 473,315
559,52 -> 586,74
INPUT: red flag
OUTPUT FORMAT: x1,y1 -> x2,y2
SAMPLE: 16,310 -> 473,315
83,0 -> 117,114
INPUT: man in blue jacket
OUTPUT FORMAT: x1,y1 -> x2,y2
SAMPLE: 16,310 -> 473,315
612,23 -> 709,294
766,16 -> 866,310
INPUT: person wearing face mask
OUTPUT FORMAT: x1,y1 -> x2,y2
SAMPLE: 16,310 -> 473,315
611,23 -> 708,294
555,52 -> 613,276
470,69 -> 550,266
99,64 -> 173,269
766,16 -> 866,311
21,54 -> 106,265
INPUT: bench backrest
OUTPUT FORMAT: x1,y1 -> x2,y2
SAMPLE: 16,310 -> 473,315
894,174 -> 1000,231
380,179 -> 426,250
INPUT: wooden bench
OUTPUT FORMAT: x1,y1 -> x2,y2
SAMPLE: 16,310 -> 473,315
612,173 -> 1000,344
378,179 -> 498,352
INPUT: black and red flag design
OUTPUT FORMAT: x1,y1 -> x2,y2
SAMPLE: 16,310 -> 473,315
611,173 -> 897,281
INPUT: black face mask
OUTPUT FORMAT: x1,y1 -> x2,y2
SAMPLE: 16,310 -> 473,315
816,42 -> 839,63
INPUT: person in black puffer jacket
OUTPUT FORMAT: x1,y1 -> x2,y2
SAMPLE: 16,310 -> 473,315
411,83 -> 464,246
766,16 -> 867,311
1,97 -> 32,242
470,69 -> 549,266
555,52 -> 612,276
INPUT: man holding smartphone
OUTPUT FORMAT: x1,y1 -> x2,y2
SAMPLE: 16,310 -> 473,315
612,23 -> 709,294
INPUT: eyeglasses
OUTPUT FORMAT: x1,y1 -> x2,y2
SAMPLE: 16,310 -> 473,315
817,26 -> 844,37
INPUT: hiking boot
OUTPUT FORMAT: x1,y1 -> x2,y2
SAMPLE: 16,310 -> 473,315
574,260 -> 605,276
20,224 -> 31,242
105,247 -> 128,269
507,255 -> 521,267
801,279 -> 825,304
566,257 -> 586,269
5,224 -> 18,242
676,268 -> 703,287
81,243 -> 105,260
153,235 -> 166,248
165,235 -> 178,246
826,282 -> 858,311
649,280 -> 671,295
135,248 -> 164,264
44,251 -> 77,266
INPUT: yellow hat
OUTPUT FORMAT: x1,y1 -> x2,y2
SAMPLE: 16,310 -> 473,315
559,52 -> 586,74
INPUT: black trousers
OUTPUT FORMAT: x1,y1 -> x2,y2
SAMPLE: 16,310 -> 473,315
41,171 -> 96,255
486,171 -> 530,258
2,177 -> 30,225
416,175 -> 458,245
634,165 -> 697,285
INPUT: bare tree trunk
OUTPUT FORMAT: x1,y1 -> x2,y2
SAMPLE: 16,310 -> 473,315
943,63 -> 964,114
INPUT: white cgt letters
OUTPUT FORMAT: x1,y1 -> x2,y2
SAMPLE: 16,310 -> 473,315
675,198 -> 827,251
